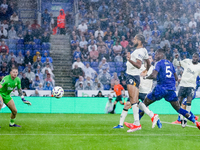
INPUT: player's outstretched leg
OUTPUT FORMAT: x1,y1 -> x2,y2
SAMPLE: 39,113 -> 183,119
6,100 -> 21,127
170,101 -> 200,130
113,102 -> 131,129
0,96 -> 4,128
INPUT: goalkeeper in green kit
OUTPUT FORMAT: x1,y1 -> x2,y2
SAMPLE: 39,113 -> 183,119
0,67 -> 31,127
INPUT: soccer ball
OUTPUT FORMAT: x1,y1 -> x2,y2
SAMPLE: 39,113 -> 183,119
52,86 -> 64,98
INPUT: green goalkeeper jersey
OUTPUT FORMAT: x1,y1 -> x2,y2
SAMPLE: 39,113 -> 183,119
0,75 -> 21,96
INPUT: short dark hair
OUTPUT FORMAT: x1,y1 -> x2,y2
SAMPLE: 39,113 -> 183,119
135,34 -> 145,44
11,67 -> 18,71
193,52 -> 199,57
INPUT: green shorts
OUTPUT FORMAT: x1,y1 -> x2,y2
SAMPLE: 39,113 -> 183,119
0,93 -> 12,104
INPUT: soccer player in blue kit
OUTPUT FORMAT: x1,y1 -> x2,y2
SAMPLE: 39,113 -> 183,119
125,48 -> 200,130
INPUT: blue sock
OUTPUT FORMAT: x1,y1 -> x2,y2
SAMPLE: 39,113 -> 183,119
139,109 -> 144,120
177,115 -> 181,122
178,108 -> 196,123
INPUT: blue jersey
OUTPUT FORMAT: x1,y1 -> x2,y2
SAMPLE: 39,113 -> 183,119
155,59 -> 176,90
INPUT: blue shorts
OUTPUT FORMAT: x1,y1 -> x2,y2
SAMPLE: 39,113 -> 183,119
182,91 -> 196,105
126,74 -> 140,88
147,85 -> 178,102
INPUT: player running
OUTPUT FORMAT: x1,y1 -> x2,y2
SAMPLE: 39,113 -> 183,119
0,67 -> 31,128
173,53 -> 200,127
125,48 -> 200,130
110,80 -> 125,114
113,55 -> 162,129
123,34 -> 159,132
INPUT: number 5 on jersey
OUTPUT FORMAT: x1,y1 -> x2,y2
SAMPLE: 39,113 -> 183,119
166,66 -> 172,78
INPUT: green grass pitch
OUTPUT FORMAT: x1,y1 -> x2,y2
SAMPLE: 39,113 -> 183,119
0,114 -> 200,150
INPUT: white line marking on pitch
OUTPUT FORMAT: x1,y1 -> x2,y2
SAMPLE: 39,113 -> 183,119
160,121 -> 197,128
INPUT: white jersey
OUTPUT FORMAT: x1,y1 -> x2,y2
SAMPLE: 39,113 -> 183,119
139,65 -> 154,94
126,48 -> 149,76
173,58 -> 200,88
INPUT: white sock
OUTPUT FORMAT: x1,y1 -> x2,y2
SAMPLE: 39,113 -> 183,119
132,103 -> 140,126
180,114 -> 184,120
186,105 -> 191,113
119,110 -> 128,126
138,102 -> 154,118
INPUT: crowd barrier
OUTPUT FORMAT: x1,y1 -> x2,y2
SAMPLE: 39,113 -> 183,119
1,97 -> 200,114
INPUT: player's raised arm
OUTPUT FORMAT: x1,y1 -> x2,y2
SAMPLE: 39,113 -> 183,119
144,58 -> 151,72
127,52 -> 142,69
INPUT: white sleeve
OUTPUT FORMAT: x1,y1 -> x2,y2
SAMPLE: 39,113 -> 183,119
135,49 -> 148,61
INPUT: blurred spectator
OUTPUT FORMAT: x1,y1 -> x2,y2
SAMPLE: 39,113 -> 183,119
30,89 -> 40,97
98,57 -> 109,73
73,47 -> 82,61
105,36 -> 113,51
76,81 -> 84,90
35,68 -> 43,82
70,36 -> 79,50
8,26 -> 18,39
1,20 -> 8,30
84,81 -> 94,90
42,63 -> 54,78
7,57 -> 17,71
113,41 -> 122,56
79,36 -> 88,49
98,68 -> 111,86
41,31 -> 50,43
41,9 -> 50,25
114,53 -> 123,62
172,48 -> 180,59
78,20 -> 88,34
23,62 -> 33,73
24,31 -> 33,44
72,64 -> 84,84
43,73 -> 55,87
72,57 -> 85,70
95,27 -> 104,38
10,12 -> 18,22
0,66 -> 8,80
43,58 -> 53,70
160,37 -> 171,48
90,45 -> 99,62
0,40 -> 8,54
95,91 -> 104,97
143,25 -> 152,38
118,71 -> 126,84
36,83 -> 43,90
21,73 -> 30,90
16,51 -> 24,66
25,68 -> 35,83
120,36 -> 129,48
75,76 -> 84,88
105,96 -> 114,113
18,71 -> 23,79
93,78 -> 103,89
43,81 -> 53,90
32,74 -> 42,89
181,47 -> 190,59
194,9 -> 200,20
88,40 -> 97,52
83,76 -> 93,87
57,9 -> 66,35
98,1 -> 108,12
33,51 -> 41,63
81,45 -> 90,61
1,62 -> 8,72
83,63 -> 97,79
32,57 -> 42,71
0,54 -> 7,64
41,51 -> 53,63
31,20 -> 40,30
189,18 -> 197,28
121,80 -> 127,90
7,51 -> 16,62
110,72 -> 119,88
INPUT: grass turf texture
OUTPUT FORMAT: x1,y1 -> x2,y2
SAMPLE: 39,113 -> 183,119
0,114 -> 200,150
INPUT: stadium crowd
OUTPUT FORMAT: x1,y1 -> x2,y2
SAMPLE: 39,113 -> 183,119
0,0 -> 54,91
71,0 -> 200,91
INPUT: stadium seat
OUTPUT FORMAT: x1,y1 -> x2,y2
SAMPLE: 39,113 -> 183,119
90,62 -> 98,67
110,67 -> 116,73
8,39 -> 18,44
25,44 -> 32,50
34,39 -> 41,45
17,44 -> 24,50
8,44 -> 16,49
104,84 -> 110,90
18,39 -> 24,44
83,61 -> 90,65
33,44 -> 41,50
115,62 -> 123,67
108,62 -> 115,67
42,43 -> 51,50
18,66 -> 25,72
93,67 -> 99,73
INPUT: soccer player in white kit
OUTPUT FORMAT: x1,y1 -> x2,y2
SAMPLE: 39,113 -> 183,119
113,54 -> 161,129
123,34 -> 159,132
173,53 -> 200,127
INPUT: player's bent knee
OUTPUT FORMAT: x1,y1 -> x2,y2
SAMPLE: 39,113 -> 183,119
12,109 -> 17,115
